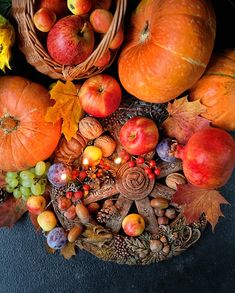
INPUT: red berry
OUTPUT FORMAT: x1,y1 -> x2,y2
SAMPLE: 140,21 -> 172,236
124,154 -> 130,161
83,184 -> 90,191
99,159 -> 104,166
71,170 -> 79,178
104,165 -> 110,170
154,167 -> 161,175
79,170 -> 87,180
148,173 -> 155,180
144,167 -> 152,175
149,160 -> 156,168
66,191 -> 73,199
136,157 -> 145,164
73,190 -> 83,201
128,161 -> 135,168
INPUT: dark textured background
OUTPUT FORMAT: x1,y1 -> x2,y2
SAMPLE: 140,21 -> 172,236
0,1 -> 235,293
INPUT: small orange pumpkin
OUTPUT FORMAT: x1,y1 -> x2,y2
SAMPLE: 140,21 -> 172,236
118,0 -> 216,103
0,76 -> 61,171
190,49 -> 235,131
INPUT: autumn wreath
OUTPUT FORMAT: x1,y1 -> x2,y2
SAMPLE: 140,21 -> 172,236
0,0 -> 234,265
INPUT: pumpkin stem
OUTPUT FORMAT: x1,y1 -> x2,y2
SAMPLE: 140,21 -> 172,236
0,114 -> 19,134
140,21 -> 150,43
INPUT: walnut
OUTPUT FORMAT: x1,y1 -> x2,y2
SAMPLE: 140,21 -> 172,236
94,135 -> 116,157
78,117 -> 103,139
165,173 -> 187,190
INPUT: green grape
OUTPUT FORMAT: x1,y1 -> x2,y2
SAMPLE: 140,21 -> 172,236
31,182 -> 42,196
20,170 -> 35,180
8,178 -> 19,188
35,161 -> 46,176
6,172 -> 18,179
6,185 -> 15,193
29,168 -> 36,175
40,183 -> 46,195
13,188 -> 22,199
5,177 -> 13,184
22,193 -> 30,201
20,186 -> 31,197
20,178 -> 33,187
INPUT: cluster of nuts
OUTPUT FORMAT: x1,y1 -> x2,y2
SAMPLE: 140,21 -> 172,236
150,197 -> 178,225
149,235 -> 171,255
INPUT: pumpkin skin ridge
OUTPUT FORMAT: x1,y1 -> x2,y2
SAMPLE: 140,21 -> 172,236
205,72 -> 235,79
118,0 -> 216,103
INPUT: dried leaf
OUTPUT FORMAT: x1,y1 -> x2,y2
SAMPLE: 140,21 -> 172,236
29,212 -> 40,232
172,184 -> 230,231
45,80 -> 83,141
60,242 -> 76,260
0,197 -> 27,227
162,96 -> 211,144
46,243 -> 56,255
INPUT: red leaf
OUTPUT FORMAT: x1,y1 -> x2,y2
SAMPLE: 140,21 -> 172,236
172,184 -> 230,231
0,197 -> 27,228
163,96 -> 211,144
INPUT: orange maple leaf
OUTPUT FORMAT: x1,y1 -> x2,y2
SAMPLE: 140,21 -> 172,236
45,80 -> 83,141
162,96 -> 211,144
172,183 -> 230,231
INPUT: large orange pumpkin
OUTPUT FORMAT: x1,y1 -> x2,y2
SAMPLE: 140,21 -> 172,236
118,0 -> 216,103
189,49 -> 235,131
0,76 -> 61,171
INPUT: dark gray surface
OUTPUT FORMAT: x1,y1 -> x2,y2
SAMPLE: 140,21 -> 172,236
0,1 -> 235,293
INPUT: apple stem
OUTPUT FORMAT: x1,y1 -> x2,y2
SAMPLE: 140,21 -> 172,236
80,22 -> 87,35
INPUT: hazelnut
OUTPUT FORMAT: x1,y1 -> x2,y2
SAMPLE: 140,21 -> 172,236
157,216 -> 169,225
154,208 -> 165,217
165,173 -> 187,190
162,245 -> 170,255
160,235 -> 168,244
149,240 -> 163,252
165,207 -> 177,219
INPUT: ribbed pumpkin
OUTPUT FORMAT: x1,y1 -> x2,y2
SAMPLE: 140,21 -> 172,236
0,76 -> 61,171
118,0 -> 216,103
189,49 -> 235,131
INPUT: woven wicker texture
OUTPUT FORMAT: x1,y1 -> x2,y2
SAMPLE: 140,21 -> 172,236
11,0 -> 127,80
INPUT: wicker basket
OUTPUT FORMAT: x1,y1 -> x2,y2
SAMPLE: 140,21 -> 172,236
11,0 -> 127,80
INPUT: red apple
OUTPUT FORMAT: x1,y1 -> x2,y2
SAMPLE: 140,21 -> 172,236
89,9 -> 113,33
33,8 -> 56,32
92,0 -> 112,10
27,195 -> 46,215
94,49 -> 111,67
79,74 -> 122,117
122,214 -> 145,237
119,116 -> 159,155
47,15 -> 95,65
109,28 -> 124,50
38,0 -> 69,18
67,0 -> 92,15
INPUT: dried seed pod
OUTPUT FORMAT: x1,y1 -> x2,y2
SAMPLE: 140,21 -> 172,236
150,197 -> 169,209
68,224 -> 83,242
157,216 -> 169,225
165,173 -> 187,190
94,135 -> 116,157
75,203 -> 90,224
79,117 -> 103,139
149,239 -> 163,252
165,207 -> 177,219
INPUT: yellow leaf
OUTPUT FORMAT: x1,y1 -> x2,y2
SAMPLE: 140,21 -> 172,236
45,80 -> 83,141
60,242 -> 77,260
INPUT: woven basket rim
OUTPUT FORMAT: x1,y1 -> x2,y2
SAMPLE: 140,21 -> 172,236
11,0 -> 127,80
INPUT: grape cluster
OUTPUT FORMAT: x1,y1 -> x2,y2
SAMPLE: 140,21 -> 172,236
5,161 -> 50,201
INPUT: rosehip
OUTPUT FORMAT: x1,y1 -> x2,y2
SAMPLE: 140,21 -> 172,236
79,171 -> 87,180
83,184 -> 90,192
128,161 -> 135,168
124,154 -> 130,161
149,160 -> 156,168
72,191 -> 83,201
154,168 -> 161,175
148,173 -> 155,180
66,191 -> 73,199
144,167 -> 152,175
136,157 -> 145,164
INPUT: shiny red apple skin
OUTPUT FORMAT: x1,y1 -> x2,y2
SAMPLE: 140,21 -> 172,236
122,214 -> 145,237
26,196 -> 46,215
38,0 -> 69,18
79,74 -> 122,117
119,116 -> 159,155
33,8 -> 57,32
47,15 -> 95,65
